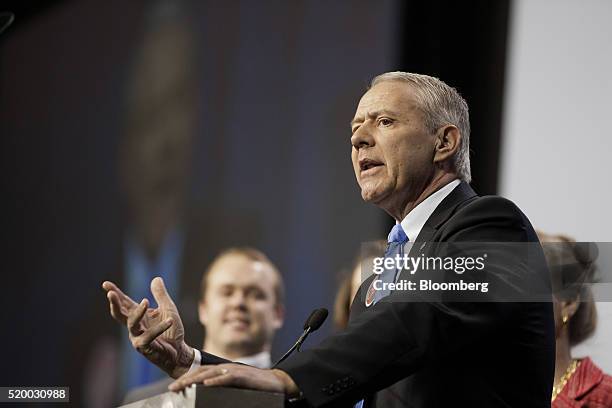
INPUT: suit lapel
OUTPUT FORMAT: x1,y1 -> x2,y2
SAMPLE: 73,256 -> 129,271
401,181 -> 478,278
413,181 -> 478,243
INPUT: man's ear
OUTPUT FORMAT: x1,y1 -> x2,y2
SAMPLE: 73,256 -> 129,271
273,303 -> 285,330
198,301 -> 208,326
433,125 -> 461,164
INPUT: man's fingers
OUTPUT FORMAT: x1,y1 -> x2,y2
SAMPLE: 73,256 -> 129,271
127,298 -> 148,336
169,366 -> 221,391
102,281 -> 127,297
138,318 -> 173,346
169,367 -> 218,391
202,370 -> 238,387
151,277 -> 175,309
170,365 -> 285,394
108,291 -> 128,325
103,281 -> 137,309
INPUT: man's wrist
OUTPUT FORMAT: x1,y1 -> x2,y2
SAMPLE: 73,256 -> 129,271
271,369 -> 300,398
170,343 -> 195,379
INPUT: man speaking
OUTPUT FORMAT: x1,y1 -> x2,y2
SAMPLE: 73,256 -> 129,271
103,72 -> 554,407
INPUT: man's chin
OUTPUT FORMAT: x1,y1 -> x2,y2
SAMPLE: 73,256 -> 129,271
225,337 -> 264,355
224,336 -> 252,349
224,325 -> 252,337
360,187 -> 388,204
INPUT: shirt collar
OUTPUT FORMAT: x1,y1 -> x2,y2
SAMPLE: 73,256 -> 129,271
399,179 -> 461,242
235,351 -> 272,369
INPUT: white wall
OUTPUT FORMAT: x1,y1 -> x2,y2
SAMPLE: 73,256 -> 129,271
501,0 -> 612,371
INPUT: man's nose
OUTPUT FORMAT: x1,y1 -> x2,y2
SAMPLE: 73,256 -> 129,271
228,291 -> 248,308
351,124 -> 374,150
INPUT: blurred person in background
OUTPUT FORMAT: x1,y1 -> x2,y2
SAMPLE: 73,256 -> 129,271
123,247 -> 284,403
69,2 -> 260,406
196,247 -> 284,367
333,241 -> 386,330
115,0 -> 260,394
538,231 -> 612,407
116,2 -> 199,390
64,5 -> 200,405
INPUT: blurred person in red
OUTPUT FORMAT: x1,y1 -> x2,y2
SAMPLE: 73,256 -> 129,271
538,231 -> 612,407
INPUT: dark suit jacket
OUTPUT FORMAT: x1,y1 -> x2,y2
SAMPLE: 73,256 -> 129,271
277,182 -> 555,407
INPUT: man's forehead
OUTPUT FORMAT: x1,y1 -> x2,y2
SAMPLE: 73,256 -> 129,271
353,81 -> 419,120
207,256 -> 276,285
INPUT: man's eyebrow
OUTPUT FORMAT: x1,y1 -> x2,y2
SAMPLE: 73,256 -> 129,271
350,117 -> 363,128
369,109 -> 400,119
350,110 -> 400,128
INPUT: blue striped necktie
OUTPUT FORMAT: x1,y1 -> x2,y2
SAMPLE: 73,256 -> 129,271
371,224 -> 409,304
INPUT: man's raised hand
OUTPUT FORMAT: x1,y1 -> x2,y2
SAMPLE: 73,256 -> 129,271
102,277 -> 194,378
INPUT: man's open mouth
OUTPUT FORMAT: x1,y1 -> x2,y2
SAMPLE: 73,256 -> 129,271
359,159 -> 384,173
224,316 -> 251,327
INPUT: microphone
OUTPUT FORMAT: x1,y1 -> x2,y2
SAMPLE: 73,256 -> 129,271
272,308 -> 328,368
0,12 -> 14,35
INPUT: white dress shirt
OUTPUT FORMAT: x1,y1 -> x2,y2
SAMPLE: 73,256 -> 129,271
399,179 -> 460,242
189,348 -> 272,372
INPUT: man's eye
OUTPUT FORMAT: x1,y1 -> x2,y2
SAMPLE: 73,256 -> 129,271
378,118 -> 393,127
246,288 -> 266,300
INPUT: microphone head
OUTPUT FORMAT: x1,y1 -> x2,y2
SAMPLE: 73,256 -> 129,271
303,309 -> 317,330
0,12 -> 14,35
303,308 -> 328,331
